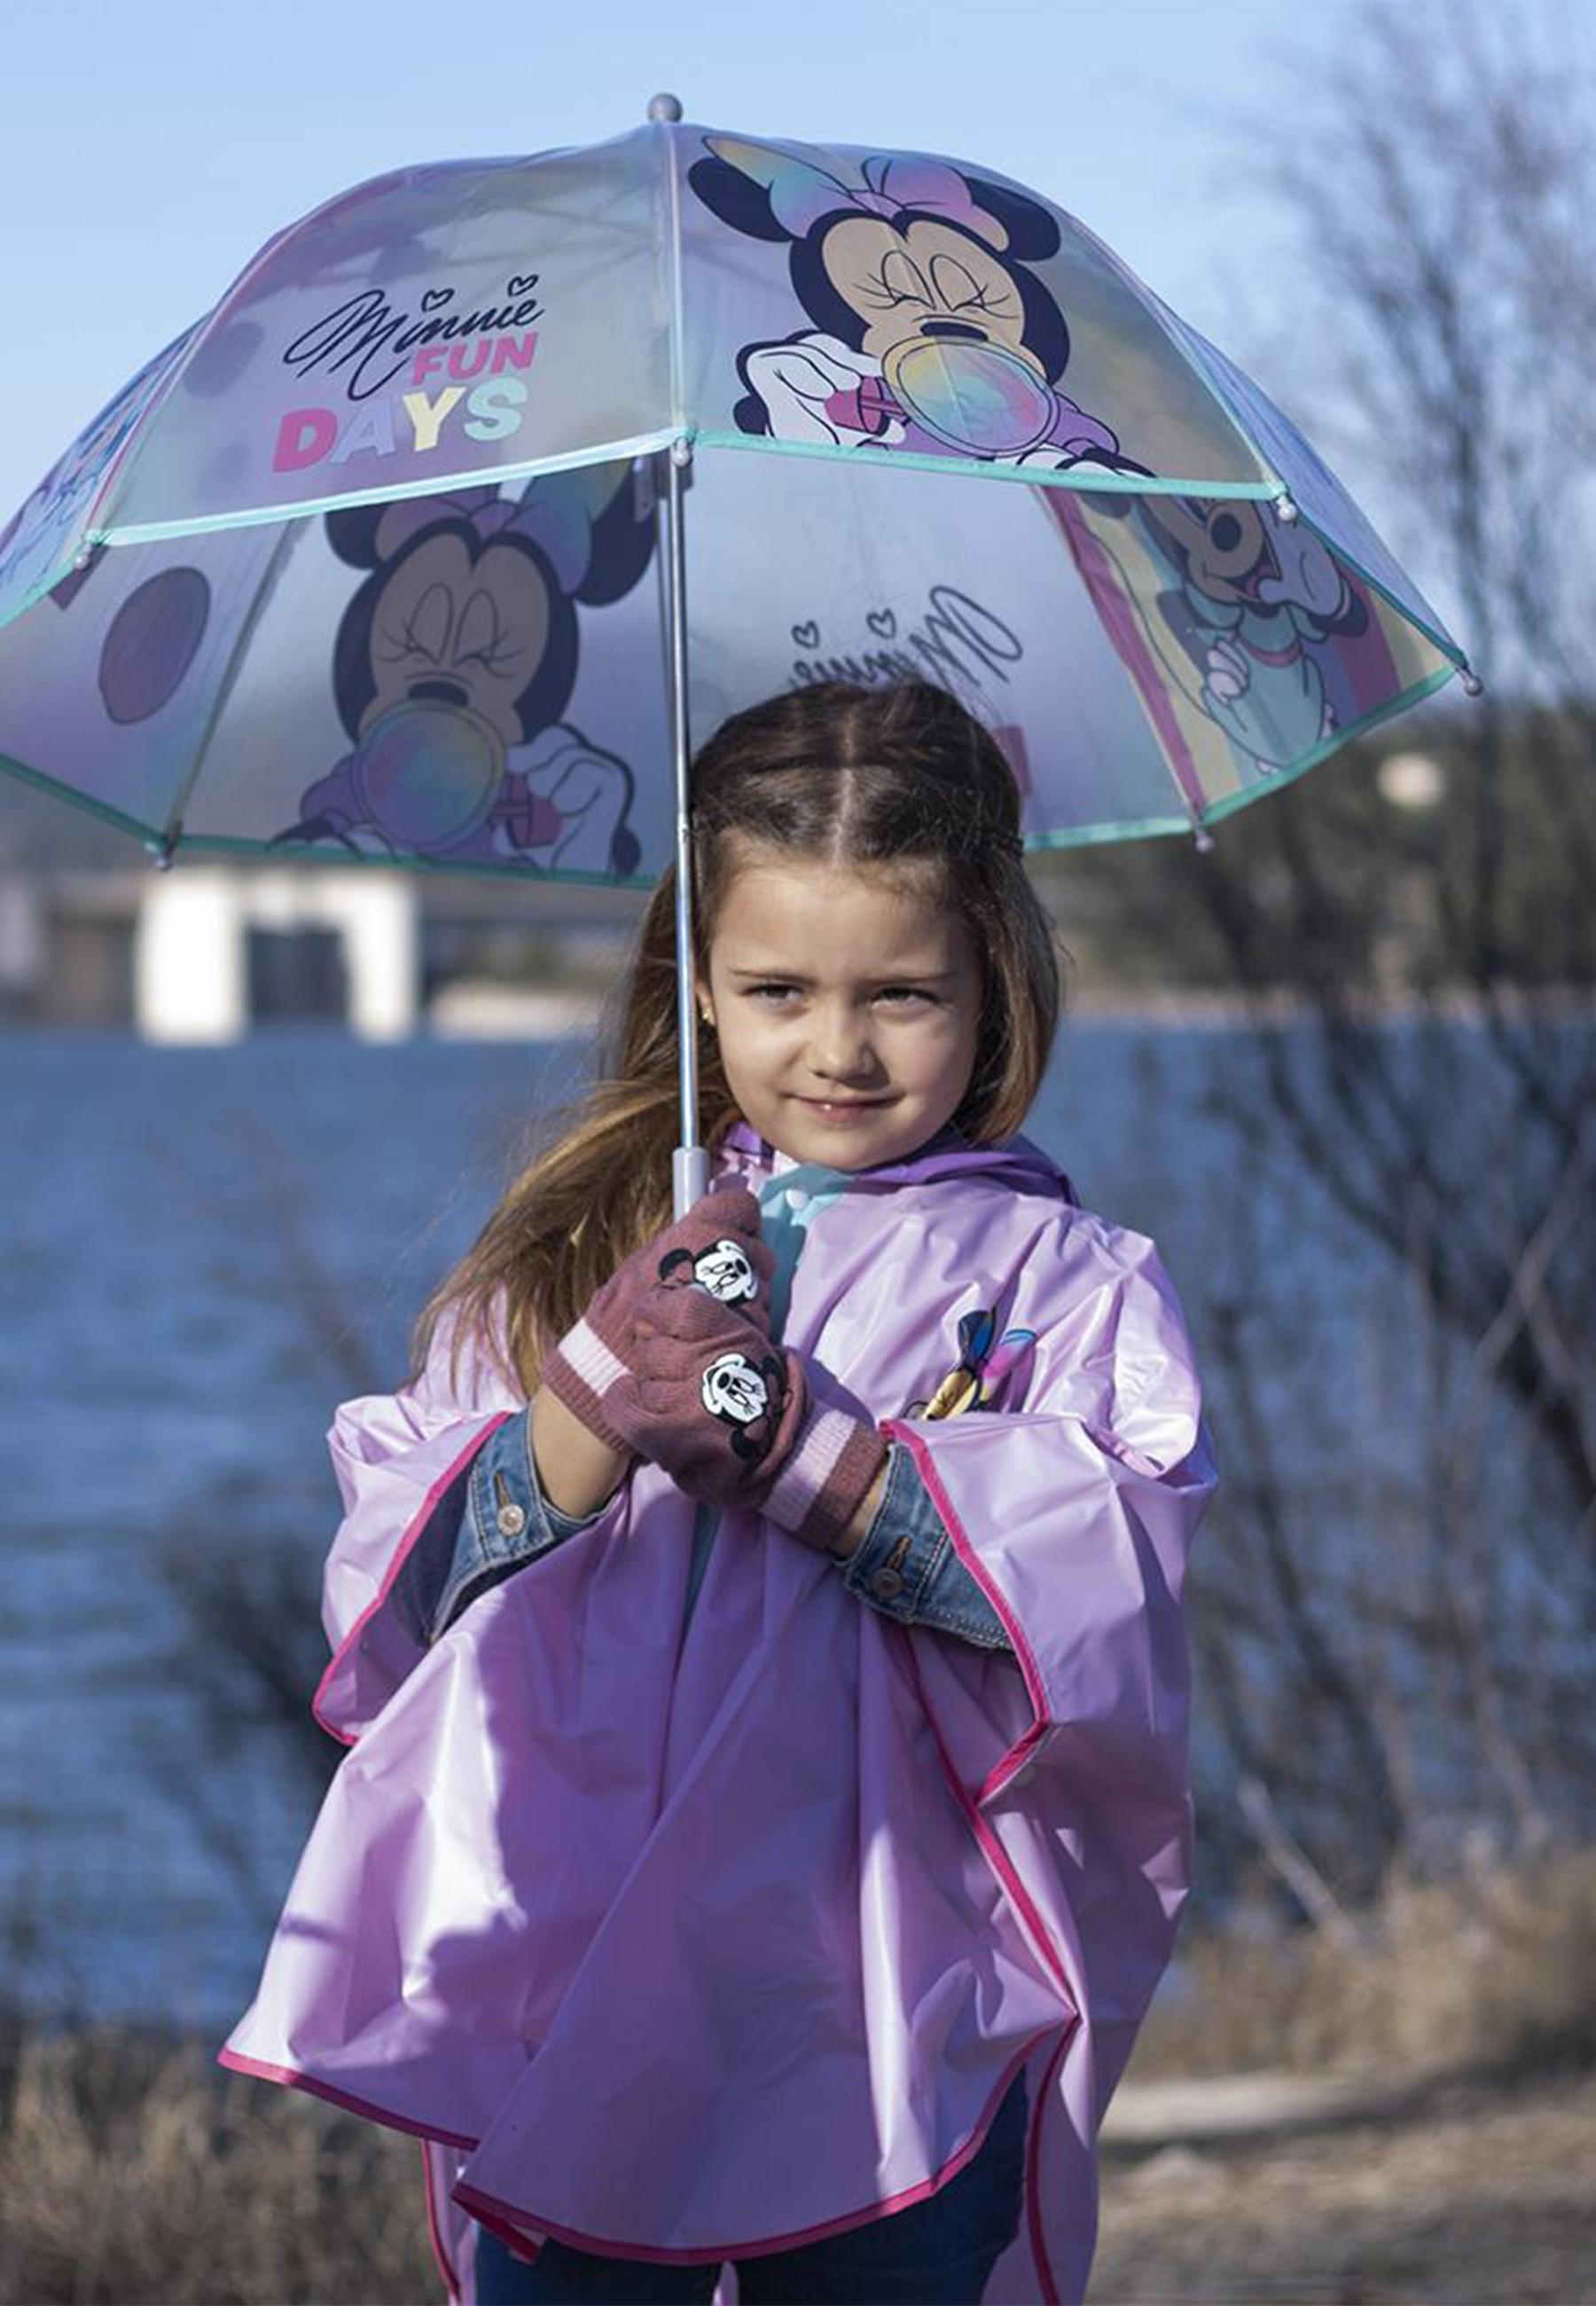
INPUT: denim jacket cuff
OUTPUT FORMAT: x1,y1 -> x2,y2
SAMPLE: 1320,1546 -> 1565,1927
430,1407 -> 612,1643
833,1439 -> 1013,1653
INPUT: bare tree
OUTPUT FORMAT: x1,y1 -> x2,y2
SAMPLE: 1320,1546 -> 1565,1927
1161,0 -> 1596,1909
137,1116 -> 426,1921
129,18 -> 1596,1929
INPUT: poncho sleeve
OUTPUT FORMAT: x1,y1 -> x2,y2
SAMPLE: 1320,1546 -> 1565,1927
880,1208 -> 1219,2122
311,1298 -> 629,1745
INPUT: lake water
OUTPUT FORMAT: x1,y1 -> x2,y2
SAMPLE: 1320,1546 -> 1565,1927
0,1017 -> 1569,2032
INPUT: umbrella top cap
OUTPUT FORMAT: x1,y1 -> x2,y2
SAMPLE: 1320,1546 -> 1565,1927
647,93 -> 684,122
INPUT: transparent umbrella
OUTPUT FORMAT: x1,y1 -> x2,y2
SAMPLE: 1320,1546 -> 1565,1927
0,95 -> 1475,1211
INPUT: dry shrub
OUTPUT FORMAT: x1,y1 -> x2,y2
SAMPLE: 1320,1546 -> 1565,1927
6,1847 -> 1594,2296
0,2017 -> 436,2305
1134,1842 -> 1596,2081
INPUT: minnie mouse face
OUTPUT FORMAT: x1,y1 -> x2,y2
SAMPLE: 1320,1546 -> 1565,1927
364,516 -> 551,755
272,467 -> 653,871
699,1343 -> 790,1465
700,1348 -> 773,1428
656,1235 -> 760,1306
325,467 -> 657,774
682,137 -> 1126,467
1144,498 -> 1276,606
328,499 -> 580,778
822,214 -> 1032,374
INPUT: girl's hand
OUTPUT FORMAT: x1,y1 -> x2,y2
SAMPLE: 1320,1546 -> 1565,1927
630,1290 -> 888,1558
538,1186 -> 773,1459
529,1384 -> 632,1520
602,1282 -> 805,1514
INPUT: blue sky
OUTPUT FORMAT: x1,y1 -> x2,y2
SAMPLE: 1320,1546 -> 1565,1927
0,0 -> 1343,516
0,0 -> 1585,650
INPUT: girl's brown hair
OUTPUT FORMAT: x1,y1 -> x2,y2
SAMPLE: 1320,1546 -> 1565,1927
411,678 -> 1069,1399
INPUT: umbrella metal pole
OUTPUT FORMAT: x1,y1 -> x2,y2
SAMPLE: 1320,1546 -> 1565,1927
664,435 -> 708,1220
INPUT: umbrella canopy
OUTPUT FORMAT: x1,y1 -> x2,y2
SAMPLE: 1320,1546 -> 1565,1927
0,106 -> 1475,1202
0,107 -> 1472,866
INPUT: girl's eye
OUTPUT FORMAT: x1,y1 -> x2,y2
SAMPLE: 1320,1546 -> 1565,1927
744,984 -> 931,1005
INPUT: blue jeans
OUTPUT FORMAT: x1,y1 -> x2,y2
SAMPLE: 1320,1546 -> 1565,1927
473,2069 -> 1028,2304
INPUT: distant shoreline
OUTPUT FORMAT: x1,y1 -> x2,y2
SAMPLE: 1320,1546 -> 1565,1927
1063,983 -> 1596,1026
3,981 -> 1589,1043
426,978 -> 1596,1039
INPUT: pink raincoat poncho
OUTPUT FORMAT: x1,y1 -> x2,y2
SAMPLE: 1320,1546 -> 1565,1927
219,1116 -> 1218,2304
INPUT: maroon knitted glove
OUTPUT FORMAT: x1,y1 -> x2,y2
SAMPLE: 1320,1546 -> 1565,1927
633,1286 -> 888,1557
612,1282 -> 810,1512
538,1185 -> 774,1459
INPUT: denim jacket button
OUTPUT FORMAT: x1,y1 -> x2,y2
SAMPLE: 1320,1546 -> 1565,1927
496,1502 -> 528,1540
869,1566 -> 904,1601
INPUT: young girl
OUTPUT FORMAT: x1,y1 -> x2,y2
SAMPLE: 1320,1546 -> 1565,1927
219,678 -> 1218,2306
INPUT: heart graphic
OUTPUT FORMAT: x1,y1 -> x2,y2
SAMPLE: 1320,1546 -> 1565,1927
866,608 -> 897,639
790,621 -> 820,649
421,287 -> 453,313
505,274 -> 539,299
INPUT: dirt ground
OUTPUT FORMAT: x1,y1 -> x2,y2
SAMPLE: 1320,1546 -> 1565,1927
2,2012 -> 1591,2303
1089,2059 -> 1596,2305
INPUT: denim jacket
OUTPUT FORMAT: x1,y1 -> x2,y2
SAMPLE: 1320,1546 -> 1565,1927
424,1409 -> 1013,1656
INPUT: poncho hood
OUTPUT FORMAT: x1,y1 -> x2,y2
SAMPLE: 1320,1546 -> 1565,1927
716,1113 -> 1079,1201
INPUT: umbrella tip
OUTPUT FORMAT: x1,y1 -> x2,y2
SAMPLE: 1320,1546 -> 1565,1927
646,92 -> 684,122
1272,490 -> 1299,525
1459,666 -> 1485,698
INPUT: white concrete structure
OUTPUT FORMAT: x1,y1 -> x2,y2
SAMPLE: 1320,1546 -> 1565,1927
0,872 -> 45,1000
133,866 -> 418,1043
428,979 -> 605,1039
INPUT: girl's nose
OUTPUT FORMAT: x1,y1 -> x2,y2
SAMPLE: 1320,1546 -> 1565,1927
808,1008 -> 880,1079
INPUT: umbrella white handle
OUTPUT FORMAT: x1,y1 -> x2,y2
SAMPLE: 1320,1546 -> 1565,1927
673,1142 -> 709,1218
659,422 -> 706,1225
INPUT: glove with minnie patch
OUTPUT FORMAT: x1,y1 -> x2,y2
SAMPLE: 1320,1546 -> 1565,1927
632,1282 -> 888,1556
540,1182 -> 885,1554
538,1184 -> 775,1459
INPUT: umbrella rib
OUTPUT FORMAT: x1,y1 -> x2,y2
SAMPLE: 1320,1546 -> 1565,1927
656,114 -> 706,1212
658,117 -> 688,440
1059,217 -> 1287,498
154,514 -> 309,857
1024,481 -> 1216,844
76,323 -> 204,553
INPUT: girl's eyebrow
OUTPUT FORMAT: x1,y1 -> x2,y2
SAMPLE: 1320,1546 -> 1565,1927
725,966 -> 958,984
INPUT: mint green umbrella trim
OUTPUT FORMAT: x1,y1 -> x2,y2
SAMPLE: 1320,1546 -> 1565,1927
1287,504 -> 1467,670
0,749 -> 660,887
0,751 -> 165,843
129,830 -> 659,890
1022,812 -> 1194,850
96,429 -> 684,549
0,561 -> 106,643
1127,319 -> 1287,498
1197,662 -> 1463,824
1135,322 -> 1467,663
694,429 -> 1278,498
0,663 -> 1459,871
1019,661 -> 1462,850
1034,233 -> 1283,491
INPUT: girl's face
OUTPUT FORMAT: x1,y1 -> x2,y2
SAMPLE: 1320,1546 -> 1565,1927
696,847 -> 984,1172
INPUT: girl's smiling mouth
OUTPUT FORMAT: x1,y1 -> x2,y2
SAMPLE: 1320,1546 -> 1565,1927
795,1094 -> 896,1121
